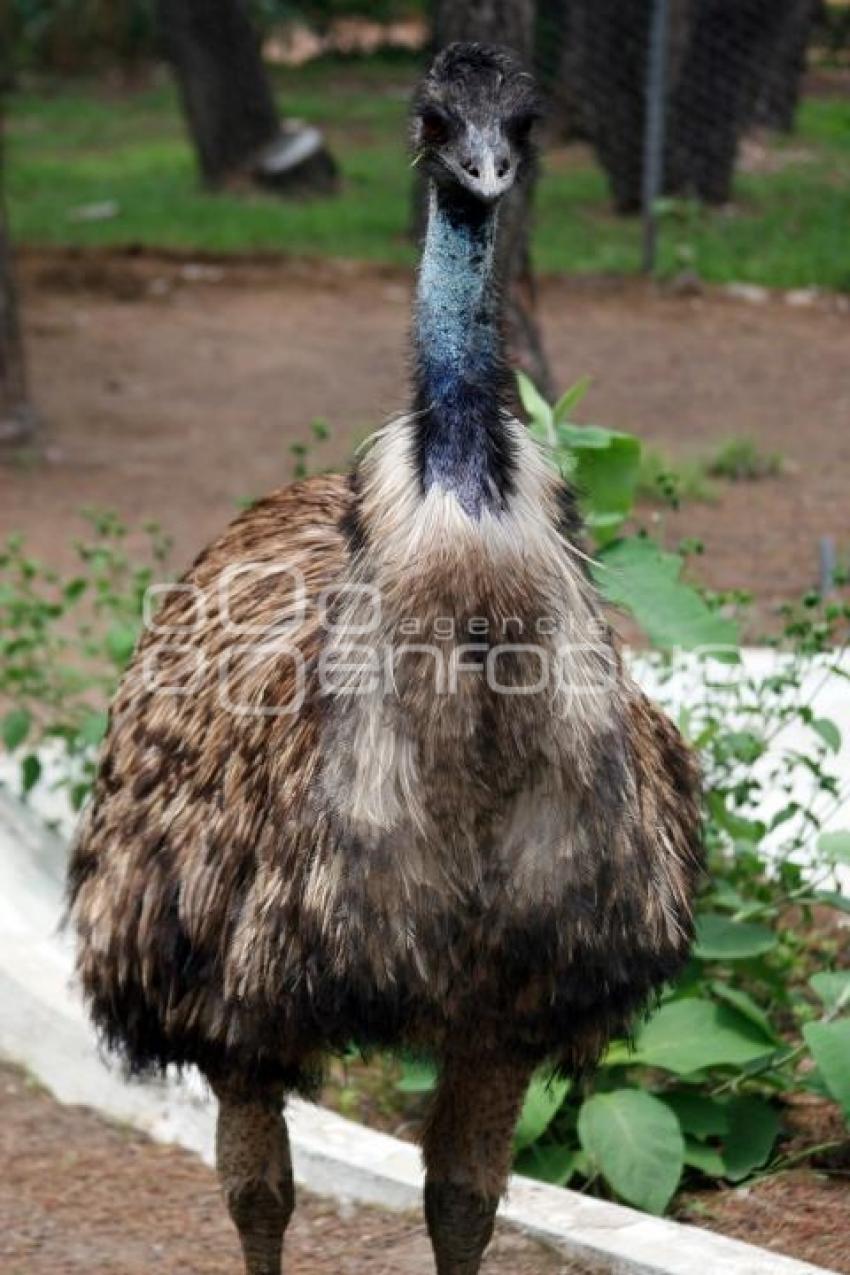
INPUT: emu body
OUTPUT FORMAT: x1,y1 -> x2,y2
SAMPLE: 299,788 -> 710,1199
69,44 -> 702,1275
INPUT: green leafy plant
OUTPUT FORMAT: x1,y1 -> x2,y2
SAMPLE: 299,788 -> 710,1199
517,372 -> 739,653
0,510 -> 171,810
637,446 -> 718,507
706,436 -> 785,483
390,382 -> 850,1214
289,416 -> 332,481
396,638 -> 850,1212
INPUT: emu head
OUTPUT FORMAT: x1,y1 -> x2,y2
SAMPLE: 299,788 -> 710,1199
412,42 -> 543,206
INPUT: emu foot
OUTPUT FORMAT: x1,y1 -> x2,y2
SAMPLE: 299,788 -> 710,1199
226,1175 -> 294,1275
424,1180 -> 499,1275
213,1085 -> 294,1275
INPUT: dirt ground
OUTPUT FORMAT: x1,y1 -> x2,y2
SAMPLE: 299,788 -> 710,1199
0,1063 -> 588,1275
2,251 -> 849,635
678,1171 -> 850,1275
2,1063 -> 848,1275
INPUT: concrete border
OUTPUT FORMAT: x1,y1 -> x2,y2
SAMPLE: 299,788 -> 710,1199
0,788 -> 838,1275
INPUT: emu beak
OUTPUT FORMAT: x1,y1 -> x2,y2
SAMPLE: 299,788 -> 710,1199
455,127 -> 516,203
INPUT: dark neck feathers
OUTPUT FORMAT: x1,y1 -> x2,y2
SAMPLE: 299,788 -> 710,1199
412,184 -> 515,517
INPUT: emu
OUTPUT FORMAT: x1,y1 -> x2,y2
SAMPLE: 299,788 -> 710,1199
68,44 -> 702,1275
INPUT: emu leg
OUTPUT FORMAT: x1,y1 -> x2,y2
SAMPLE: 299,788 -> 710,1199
421,1055 -> 533,1275
211,1078 -> 294,1275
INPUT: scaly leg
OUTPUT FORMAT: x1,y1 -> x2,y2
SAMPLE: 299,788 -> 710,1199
210,1076 -> 295,1275
421,1055 -> 533,1275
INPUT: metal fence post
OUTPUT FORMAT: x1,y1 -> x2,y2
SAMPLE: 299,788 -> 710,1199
819,536 -> 838,599
642,0 -> 671,274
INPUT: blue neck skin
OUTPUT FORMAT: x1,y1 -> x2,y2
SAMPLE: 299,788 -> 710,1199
413,184 -> 507,518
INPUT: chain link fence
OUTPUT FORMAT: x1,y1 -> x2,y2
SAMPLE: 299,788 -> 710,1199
537,0 -> 848,276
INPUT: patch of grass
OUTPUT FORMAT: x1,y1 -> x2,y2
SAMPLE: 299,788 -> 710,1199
6,63 -> 416,263
6,62 -> 850,288
706,436 -> 785,482
637,447 -> 718,507
636,437 -> 785,507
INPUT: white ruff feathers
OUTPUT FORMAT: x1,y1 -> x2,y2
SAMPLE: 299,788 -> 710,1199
318,413 -> 619,840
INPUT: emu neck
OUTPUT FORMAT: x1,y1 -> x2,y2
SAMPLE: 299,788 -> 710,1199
413,185 -> 510,517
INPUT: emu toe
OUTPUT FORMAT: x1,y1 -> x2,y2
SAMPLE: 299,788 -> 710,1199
214,1085 -> 294,1275
226,1177 -> 292,1275
425,1180 -> 499,1275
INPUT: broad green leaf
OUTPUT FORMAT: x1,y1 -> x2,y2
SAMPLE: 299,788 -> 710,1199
515,1143 -> 579,1186
818,831 -> 850,866
706,793 -> 765,845
600,1039 -> 633,1067
63,576 -> 88,602
684,1138 -> 726,1178
722,1096 -> 781,1182
800,1068 -> 833,1100
578,1090 -> 684,1214
803,1020 -> 850,1115
719,730 -> 765,764
812,718 -> 841,753
105,622 -> 139,668
631,999 -> 774,1074
514,1075 -> 571,1150
71,782 -> 91,812
553,376 -> 592,424
79,710 -> 109,748
809,971 -> 850,1013
2,707 -> 31,751
710,983 -> 779,1044
695,914 -> 778,961
813,892 -> 850,915
21,753 -> 41,794
661,1092 -> 730,1140
558,423 -> 615,449
585,511 -> 626,533
595,538 -> 739,652
709,880 -> 748,913
517,371 -> 554,444
396,1058 -> 437,1094
570,432 -> 641,541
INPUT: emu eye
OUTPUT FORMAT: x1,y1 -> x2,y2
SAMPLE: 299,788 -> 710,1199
420,106 -> 452,147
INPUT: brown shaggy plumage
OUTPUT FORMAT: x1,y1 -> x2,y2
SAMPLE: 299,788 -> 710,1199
67,40 -> 703,1275
68,414 -> 702,1090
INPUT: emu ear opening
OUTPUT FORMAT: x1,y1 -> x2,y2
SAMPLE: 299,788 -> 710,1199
419,105 -> 453,148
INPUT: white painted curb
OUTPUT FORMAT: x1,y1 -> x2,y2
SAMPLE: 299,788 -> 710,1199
0,788 -> 839,1275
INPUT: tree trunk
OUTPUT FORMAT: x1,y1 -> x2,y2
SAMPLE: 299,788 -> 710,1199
434,0 -> 537,57
668,0 -> 791,205
538,0 -> 591,144
564,0 -> 692,213
749,0 -> 818,132
156,0 -> 338,196
0,3 -> 15,93
574,0 -> 650,213
0,123 -> 35,447
570,0 -> 802,212
431,0 -> 553,396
